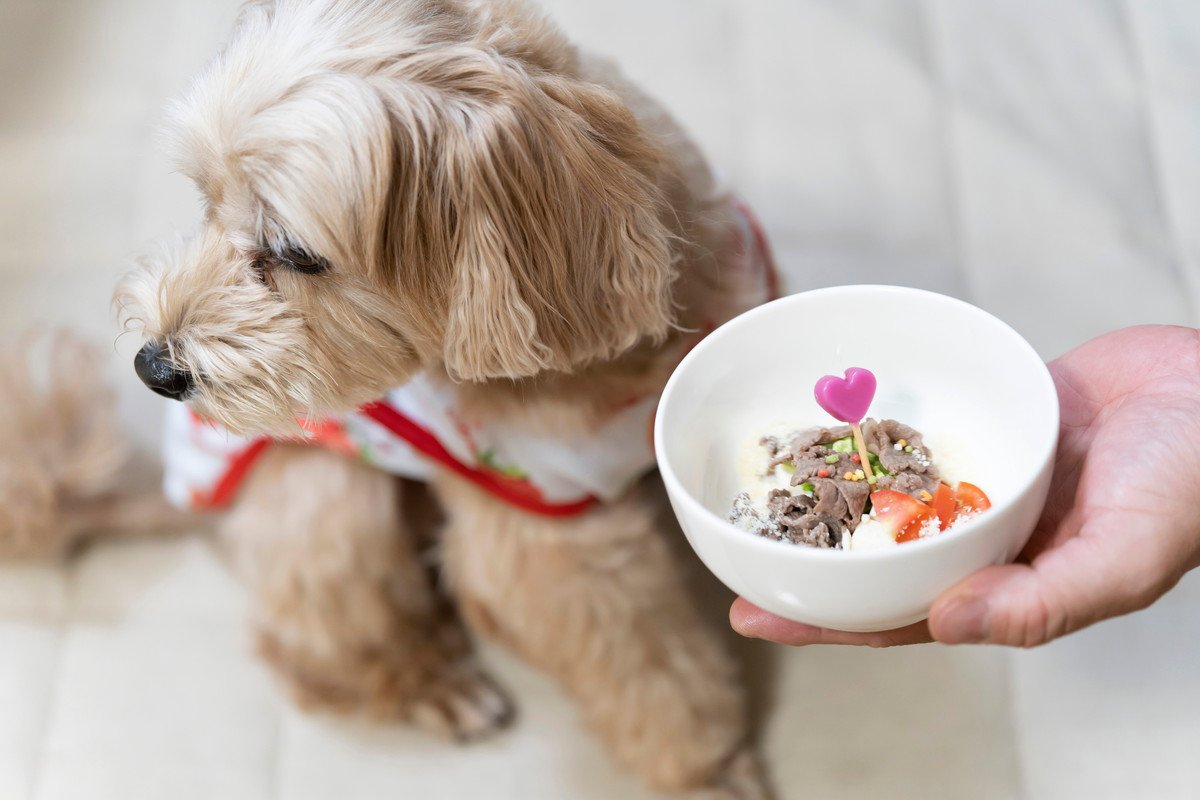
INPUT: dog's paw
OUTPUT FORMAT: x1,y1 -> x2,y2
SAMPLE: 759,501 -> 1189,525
683,747 -> 774,800
406,663 -> 515,742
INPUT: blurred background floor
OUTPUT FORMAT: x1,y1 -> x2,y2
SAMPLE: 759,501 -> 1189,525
2,1 -> 1199,798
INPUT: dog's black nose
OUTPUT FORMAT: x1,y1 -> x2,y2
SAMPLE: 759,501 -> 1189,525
134,343 -> 193,401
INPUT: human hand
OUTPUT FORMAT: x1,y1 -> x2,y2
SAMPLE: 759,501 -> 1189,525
731,325 -> 1200,648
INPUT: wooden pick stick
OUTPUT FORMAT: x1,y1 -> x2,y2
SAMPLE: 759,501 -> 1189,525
850,421 -> 876,484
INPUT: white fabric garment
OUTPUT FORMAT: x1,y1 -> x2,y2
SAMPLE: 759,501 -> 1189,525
161,378 -> 659,511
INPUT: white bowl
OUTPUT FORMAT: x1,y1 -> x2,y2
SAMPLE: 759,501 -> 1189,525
655,285 -> 1058,632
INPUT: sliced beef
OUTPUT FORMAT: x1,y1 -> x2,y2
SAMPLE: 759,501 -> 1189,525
765,425 -> 851,471
876,471 -> 939,498
862,418 -> 941,482
787,446 -> 857,484
782,515 -> 840,549
766,489 -> 841,548
809,477 -> 871,528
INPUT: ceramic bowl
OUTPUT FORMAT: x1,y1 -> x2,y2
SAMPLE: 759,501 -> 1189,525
655,285 -> 1059,632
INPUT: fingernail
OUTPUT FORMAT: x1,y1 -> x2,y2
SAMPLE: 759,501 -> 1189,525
938,594 -> 990,643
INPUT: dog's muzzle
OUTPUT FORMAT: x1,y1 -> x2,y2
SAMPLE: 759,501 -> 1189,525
134,342 -> 194,401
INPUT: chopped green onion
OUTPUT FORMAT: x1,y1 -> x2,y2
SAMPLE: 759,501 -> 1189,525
824,454 -> 839,464
864,452 -> 890,477
799,482 -> 815,493
831,437 -> 855,453
780,462 -> 796,474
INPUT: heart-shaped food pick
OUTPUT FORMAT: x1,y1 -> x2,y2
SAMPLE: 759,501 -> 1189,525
814,367 -> 876,423
814,367 -> 880,485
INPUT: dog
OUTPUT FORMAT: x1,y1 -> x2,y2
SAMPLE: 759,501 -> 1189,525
28,1 -> 778,796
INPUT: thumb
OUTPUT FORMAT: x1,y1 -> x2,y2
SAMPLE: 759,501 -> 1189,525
928,534 -> 1166,647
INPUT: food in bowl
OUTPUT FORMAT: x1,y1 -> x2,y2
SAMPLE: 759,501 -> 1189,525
728,417 -> 992,551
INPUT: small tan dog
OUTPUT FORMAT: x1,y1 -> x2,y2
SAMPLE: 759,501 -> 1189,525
11,1 -> 779,796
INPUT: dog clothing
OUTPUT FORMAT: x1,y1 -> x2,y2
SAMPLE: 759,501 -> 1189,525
162,201 -> 779,517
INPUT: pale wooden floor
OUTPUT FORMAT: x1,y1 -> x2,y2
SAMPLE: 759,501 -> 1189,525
1,2 -> 1199,799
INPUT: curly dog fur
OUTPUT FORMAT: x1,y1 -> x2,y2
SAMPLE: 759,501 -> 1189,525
5,2 -> 775,796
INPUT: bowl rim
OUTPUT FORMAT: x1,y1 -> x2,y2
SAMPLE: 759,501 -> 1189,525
653,284 -> 1060,562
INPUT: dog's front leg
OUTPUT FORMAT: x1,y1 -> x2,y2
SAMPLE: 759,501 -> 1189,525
435,473 -> 771,798
221,445 -> 512,741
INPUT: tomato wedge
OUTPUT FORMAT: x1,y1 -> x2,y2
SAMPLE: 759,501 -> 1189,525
950,479 -> 988,522
929,483 -> 957,531
869,490 -> 937,544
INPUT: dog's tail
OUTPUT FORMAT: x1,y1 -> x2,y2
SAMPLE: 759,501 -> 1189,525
0,331 -> 192,559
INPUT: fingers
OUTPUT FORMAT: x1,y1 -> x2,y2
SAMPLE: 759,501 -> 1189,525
732,510 -> 1183,650
929,532 -> 1168,647
730,598 -> 933,647
928,563 -> 1082,646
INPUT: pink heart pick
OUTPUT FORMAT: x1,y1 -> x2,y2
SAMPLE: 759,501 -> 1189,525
814,367 -> 876,424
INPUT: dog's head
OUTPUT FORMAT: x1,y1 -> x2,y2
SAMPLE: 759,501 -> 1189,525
118,0 -> 677,434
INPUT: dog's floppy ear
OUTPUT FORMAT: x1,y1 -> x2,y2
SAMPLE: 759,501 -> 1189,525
431,53 -> 678,381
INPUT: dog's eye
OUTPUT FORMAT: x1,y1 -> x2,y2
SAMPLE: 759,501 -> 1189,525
277,247 -> 328,275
